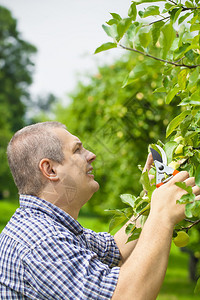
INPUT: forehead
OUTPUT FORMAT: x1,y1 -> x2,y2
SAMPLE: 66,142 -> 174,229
53,128 -> 81,150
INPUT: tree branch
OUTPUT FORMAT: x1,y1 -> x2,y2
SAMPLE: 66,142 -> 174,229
118,44 -> 200,69
145,16 -> 170,27
180,219 -> 200,231
167,0 -> 177,5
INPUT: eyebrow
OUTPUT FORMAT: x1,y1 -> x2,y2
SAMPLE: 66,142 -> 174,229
72,141 -> 82,151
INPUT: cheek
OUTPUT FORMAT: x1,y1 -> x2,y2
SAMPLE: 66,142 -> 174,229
72,157 -> 86,174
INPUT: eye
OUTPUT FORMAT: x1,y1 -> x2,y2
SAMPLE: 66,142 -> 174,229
74,145 -> 83,153
74,147 -> 80,153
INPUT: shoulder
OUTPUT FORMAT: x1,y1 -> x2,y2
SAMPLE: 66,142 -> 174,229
2,207 -> 74,249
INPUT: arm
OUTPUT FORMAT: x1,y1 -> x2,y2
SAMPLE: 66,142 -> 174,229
114,215 -> 141,265
114,153 -> 154,264
112,171 -> 200,300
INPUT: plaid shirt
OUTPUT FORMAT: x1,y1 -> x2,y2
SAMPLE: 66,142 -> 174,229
0,195 -> 120,299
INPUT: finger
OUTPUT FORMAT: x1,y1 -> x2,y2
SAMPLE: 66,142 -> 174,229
184,177 -> 195,187
168,170 -> 189,185
143,153 -> 154,173
192,185 -> 200,195
195,195 -> 200,201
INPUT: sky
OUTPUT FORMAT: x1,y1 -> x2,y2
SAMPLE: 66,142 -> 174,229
0,0 -> 132,103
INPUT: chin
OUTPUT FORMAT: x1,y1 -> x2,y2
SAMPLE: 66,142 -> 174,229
88,180 -> 100,197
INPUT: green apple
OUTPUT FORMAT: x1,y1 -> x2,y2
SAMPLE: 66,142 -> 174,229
173,231 -> 190,247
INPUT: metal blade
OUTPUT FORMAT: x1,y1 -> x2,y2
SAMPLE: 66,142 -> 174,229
150,147 -> 163,163
156,144 -> 167,165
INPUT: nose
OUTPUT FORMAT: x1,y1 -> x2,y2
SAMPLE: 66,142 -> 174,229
86,150 -> 96,163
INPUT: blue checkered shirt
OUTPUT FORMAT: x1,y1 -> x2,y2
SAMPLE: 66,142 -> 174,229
0,195 -> 120,299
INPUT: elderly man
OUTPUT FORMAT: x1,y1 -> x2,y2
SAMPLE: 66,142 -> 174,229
0,121 -> 200,300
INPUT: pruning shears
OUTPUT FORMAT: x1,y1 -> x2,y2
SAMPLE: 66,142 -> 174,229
150,144 -> 179,188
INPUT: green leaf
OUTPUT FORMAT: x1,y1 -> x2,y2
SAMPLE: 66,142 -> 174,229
178,12 -> 191,25
185,49 -> 195,62
185,202 -> 195,218
194,277 -> 200,294
175,182 -> 193,195
192,201 -> 200,218
126,228 -> 142,243
176,193 -> 195,204
178,69 -> 188,90
120,194 -> 136,207
94,42 -> 117,54
173,43 -> 190,61
170,8 -> 182,23
151,21 -> 165,45
165,86 -> 180,104
179,98 -> 200,106
185,1 -> 194,8
153,86 -> 166,93
106,19 -> 118,26
180,114 -> 193,136
117,18 -> 132,40
102,24 -> 118,39
110,13 -> 122,21
105,208 -> 126,215
138,31 -> 151,48
195,165 -> 200,188
109,214 -> 127,232
165,3 -> 174,10
140,171 -> 151,192
166,110 -> 191,137
125,223 -> 136,235
128,2 -> 137,21
122,63 -> 147,87
161,23 -> 175,59
140,5 -> 160,18
135,200 -> 149,214
164,141 -> 177,163
190,24 -> 200,32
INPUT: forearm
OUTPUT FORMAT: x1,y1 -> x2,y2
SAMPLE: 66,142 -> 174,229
112,212 -> 173,300
114,215 -> 141,264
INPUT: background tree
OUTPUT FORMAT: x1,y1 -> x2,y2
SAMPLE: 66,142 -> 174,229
0,6 -> 37,197
51,52 -> 180,214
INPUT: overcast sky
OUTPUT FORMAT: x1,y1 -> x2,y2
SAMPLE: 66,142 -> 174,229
0,0 -> 131,102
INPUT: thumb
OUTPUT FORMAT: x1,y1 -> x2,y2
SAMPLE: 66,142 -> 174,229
143,153 -> 153,173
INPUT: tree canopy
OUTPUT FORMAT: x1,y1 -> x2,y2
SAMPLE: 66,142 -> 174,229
0,6 -> 37,197
52,52 -> 180,214
95,0 -> 200,291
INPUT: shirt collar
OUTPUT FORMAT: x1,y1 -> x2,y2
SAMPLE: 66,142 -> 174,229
19,194 -> 83,235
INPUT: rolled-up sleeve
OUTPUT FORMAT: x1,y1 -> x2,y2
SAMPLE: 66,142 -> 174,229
83,229 -> 121,267
22,233 -> 120,300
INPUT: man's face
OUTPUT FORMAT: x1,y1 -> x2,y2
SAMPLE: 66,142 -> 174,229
52,128 -> 99,208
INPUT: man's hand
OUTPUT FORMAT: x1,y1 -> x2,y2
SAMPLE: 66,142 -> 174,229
150,171 -> 200,226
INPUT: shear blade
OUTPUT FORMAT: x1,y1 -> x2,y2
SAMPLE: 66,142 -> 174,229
150,148 -> 163,163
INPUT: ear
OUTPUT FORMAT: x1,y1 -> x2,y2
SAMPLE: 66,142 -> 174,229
39,158 -> 59,181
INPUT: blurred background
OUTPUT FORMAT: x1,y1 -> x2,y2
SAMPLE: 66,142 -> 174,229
0,1 -> 199,298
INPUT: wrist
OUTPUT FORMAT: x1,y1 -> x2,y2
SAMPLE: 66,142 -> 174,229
147,210 -> 174,234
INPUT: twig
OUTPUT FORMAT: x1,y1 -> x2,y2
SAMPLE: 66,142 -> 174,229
167,0 -> 177,5
145,16 -> 170,27
118,44 -> 200,69
180,219 -> 200,231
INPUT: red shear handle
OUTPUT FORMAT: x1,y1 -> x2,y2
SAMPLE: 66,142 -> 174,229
156,182 -> 164,188
156,170 -> 179,188
173,170 -> 179,176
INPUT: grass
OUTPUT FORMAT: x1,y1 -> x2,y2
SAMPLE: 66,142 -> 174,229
0,200 -> 199,298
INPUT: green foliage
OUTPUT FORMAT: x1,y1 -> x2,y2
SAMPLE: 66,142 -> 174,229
0,6 -> 37,198
96,0 -> 200,289
95,0 -> 200,106
52,52 -> 180,215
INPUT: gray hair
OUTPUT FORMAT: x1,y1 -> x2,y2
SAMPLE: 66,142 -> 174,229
7,121 -> 66,196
